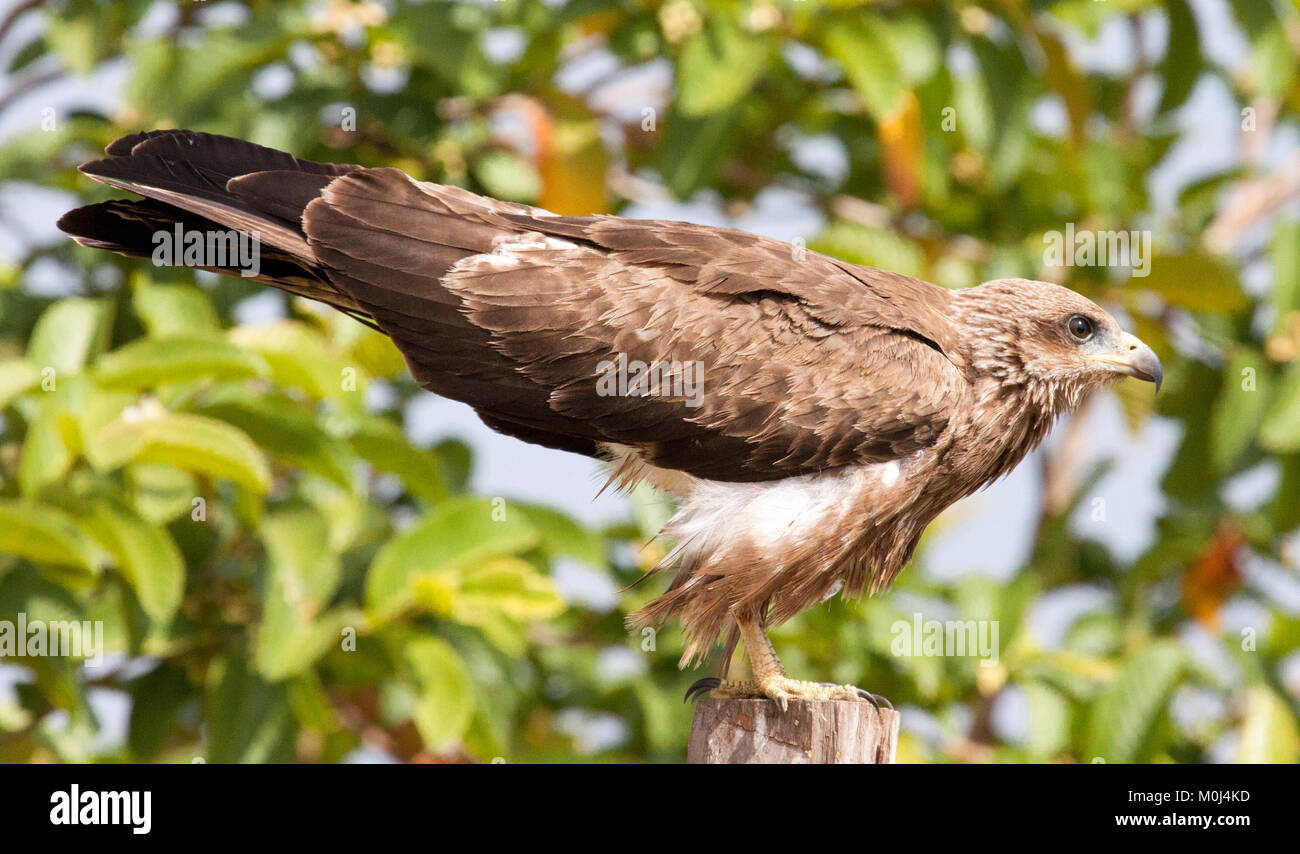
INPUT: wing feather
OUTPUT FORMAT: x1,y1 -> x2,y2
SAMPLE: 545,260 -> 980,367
62,132 -> 971,482
305,170 -> 969,481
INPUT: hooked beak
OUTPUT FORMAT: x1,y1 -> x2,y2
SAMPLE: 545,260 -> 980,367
1087,331 -> 1163,392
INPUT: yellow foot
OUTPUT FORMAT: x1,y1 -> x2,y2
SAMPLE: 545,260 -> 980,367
685,676 -> 892,712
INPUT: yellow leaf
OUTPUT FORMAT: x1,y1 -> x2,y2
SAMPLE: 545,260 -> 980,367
878,90 -> 923,208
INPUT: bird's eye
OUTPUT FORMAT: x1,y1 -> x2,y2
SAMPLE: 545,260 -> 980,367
1067,314 -> 1094,342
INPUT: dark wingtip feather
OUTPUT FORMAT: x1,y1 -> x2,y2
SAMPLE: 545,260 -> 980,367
56,202 -> 150,255
104,129 -> 185,156
77,157 -> 120,179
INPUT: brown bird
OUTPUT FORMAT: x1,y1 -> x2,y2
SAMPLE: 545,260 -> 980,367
59,130 -> 1162,709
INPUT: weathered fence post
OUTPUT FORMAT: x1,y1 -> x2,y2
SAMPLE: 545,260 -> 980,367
687,699 -> 899,764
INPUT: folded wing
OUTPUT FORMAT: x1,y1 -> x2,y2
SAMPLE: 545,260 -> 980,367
60,129 -> 969,482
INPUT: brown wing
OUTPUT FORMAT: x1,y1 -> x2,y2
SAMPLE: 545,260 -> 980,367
304,170 -> 970,481
60,130 -> 970,482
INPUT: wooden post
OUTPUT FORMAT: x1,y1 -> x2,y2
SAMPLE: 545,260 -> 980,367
688,699 -> 899,764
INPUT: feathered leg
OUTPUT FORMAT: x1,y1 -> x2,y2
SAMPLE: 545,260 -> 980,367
684,613 -> 892,712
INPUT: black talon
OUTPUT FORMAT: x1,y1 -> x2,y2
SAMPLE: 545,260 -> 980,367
855,688 -> 882,710
775,695 -> 788,713
685,677 -> 721,703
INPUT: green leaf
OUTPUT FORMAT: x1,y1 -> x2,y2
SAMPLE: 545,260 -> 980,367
457,557 -> 564,622
1034,28 -> 1092,148
514,503 -> 605,566
27,298 -> 112,376
94,335 -> 267,391
263,506 -> 342,604
1237,686 -> 1300,763
0,358 -> 41,409
127,662 -> 191,761
677,17 -> 768,116
823,16 -> 905,121
365,497 -> 539,620
228,321 -> 358,400
88,410 -> 270,494
1260,362 -> 1300,453
125,463 -> 199,524
1021,681 -> 1072,759
810,219 -> 925,278
1270,221 -> 1300,328
390,0 -> 498,97
951,63 -> 993,154
6,34 -> 47,74
1250,18 -> 1297,100
45,14 -> 100,74
1211,349 -> 1271,469
0,501 -> 101,573
343,415 -> 446,504
1142,253 -> 1249,313
1085,642 -> 1183,763
192,392 -> 355,489
1156,0 -> 1201,113
205,653 -> 296,763
656,106 -> 737,198
254,506 -> 357,681
132,278 -> 220,337
17,388 -> 75,496
473,150 -> 541,203
83,499 -> 184,623
881,13 -> 941,86
406,637 -> 475,751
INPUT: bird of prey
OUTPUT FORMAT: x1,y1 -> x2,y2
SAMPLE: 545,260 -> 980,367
59,130 -> 1163,709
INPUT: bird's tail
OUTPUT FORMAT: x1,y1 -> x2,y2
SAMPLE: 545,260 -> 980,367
57,129 -> 370,321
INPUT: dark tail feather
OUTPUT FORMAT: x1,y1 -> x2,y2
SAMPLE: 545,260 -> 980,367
57,130 -> 368,318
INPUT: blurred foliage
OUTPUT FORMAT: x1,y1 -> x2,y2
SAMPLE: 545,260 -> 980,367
0,0 -> 1299,763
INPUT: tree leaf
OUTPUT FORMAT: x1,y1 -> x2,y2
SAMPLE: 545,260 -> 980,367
1021,681 -> 1072,759
228,321 -> 357,401
1260,362 -> 1300,453
94,335 -> 267,391
514,503 -> 605,566
343,415 -> 446,504
365,497 -> 539,620
1237,685 -> 1300,763
1156,0 -> 1201,114
127,662 -> 191,761
677,17 -> 768,116
406,637 -> 475,751
1211,349 -> 1271,469
0,358 -> 41,409
192,392 -> 355,489
0,500 -> 102,573
1085,641 -> 1183,763
84,499 -> 185,623
823,16 -> 905,121
27,298 -> 112,376
205,653 -> 296,763
457,557 -> 564,622
1034,28 -> 1092,149
88,410 -> 270,494
132,278 -> 220,337
1143,253 -> 1248,313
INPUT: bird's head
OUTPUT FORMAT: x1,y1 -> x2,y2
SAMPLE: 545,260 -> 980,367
953,278 -> 1162,408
